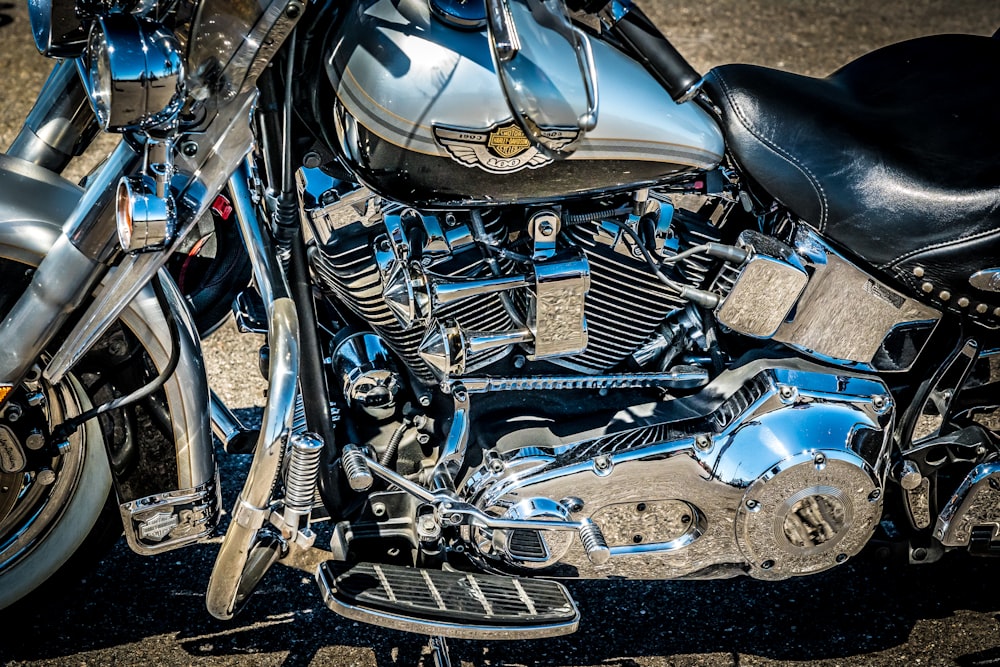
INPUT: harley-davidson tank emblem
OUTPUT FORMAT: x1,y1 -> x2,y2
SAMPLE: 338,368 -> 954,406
433,122 -> 578,174
487,125 -> 532,158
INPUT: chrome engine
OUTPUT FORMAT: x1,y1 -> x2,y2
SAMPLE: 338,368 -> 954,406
297,167 -> 931,581
300,168 -> 721,388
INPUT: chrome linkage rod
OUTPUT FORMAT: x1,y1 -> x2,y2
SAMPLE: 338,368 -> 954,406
340,445 -> 611,565
441,368 -> 709,395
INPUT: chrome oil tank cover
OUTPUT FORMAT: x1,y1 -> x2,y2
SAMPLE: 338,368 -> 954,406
430,0 -> 487,29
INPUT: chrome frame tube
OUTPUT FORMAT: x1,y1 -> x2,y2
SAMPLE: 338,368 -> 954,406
7,60 -> 98,173
44,91 -> 259,385
0,141 -> 140,387
206,159 -> 300,620
210,390 -> 258,454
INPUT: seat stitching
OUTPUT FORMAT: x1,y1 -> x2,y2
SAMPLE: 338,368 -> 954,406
715,72 -> 829,231
882,225 -> 1000,270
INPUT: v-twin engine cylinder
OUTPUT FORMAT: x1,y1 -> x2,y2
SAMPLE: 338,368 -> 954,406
461,359 -> 893,581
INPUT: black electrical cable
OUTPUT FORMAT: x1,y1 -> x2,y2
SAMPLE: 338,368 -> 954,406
52,277 -> 182,440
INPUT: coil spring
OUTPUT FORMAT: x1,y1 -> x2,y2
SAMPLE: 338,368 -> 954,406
283,433 -> 324,518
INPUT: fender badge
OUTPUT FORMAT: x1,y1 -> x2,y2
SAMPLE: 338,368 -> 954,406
138,511 -> 180,541
433,121 -> 577,174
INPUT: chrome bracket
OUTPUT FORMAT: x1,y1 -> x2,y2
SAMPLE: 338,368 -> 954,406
935,462 -> 1000,547
430,384 -> 471,490
120,474 -> 221,555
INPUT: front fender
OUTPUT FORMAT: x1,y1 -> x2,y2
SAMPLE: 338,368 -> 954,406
0,152 -> 219,555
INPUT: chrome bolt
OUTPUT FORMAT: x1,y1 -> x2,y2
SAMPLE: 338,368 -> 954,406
181,141 -> 199,157
513,355 -> 526,369
778,386 -> 795,401
3,402 -> 22,422
594,455 -> 611,471
872,395 -> 888,411
694,435 -> 712,451
835,553 -> 848,564
813,452 -> 826,469
488,459 -> 505,474
286,2 -> 302,18
371,502 -> 387,518
538,220 -> 555,236
868,489 -> 882,502
449,513 -> 463,525
745,499 -> 760,512
561,497 -> 584,513
899,461 -> 923,491
36,469 -> 56,486
760,559 -> 774,570
303,151 -> 322,169
24,429 -> 46,451
417,514 -> 441,540
416,432 -> 431,445
418,393 -> 432,407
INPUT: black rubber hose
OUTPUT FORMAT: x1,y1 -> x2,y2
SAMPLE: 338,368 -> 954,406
289,197 -> 347,518
609,5 -> 701,101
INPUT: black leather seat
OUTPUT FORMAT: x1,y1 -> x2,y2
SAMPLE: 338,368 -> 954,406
702,34 -> 1000,315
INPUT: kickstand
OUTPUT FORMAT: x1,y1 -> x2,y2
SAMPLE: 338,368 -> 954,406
429,636 -> 452,667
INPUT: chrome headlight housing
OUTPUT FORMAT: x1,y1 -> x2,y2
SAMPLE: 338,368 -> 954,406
86,12 -> 185,131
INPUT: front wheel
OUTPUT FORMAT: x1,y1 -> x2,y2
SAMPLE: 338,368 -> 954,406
0,370 -> 115,609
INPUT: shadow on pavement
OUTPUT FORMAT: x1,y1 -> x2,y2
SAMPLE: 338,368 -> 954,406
0,4 -> 14,30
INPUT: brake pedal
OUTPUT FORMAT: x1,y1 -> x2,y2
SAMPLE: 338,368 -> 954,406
316,561 -> 579,639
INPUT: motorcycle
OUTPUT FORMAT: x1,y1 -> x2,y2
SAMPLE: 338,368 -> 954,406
0,0 -> 998,661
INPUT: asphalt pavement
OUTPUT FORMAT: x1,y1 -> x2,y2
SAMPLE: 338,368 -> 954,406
1,1 -> 1000,665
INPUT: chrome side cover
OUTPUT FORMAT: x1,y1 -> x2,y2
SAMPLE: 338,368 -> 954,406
462,359 -> 892,580
716,227 -> 941,372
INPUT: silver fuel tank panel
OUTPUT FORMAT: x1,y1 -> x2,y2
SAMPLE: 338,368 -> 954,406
326,0 -> 725,207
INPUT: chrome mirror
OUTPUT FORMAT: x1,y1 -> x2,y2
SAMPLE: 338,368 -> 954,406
485,0 -> 598,159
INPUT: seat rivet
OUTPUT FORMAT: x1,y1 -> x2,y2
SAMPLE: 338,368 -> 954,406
913,267 -> 925,278
939,290 -> 951,301
958,297 -> 970,308
976,303 -> 988,314
921,282 -> 934,293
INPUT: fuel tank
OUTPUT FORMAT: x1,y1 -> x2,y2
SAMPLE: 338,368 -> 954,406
324,0 -> 725,207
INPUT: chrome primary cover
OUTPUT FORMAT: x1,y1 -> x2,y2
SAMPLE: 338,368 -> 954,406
325,0 -> 724,206
461,359 -> 893,581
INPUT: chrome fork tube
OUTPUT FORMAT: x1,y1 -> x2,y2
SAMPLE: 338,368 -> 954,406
0,141 -> 139,387
7,60 -> 99,174
206,159 -> 301,619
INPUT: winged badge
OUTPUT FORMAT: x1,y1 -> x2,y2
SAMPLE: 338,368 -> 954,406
433,121 -> 578,174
